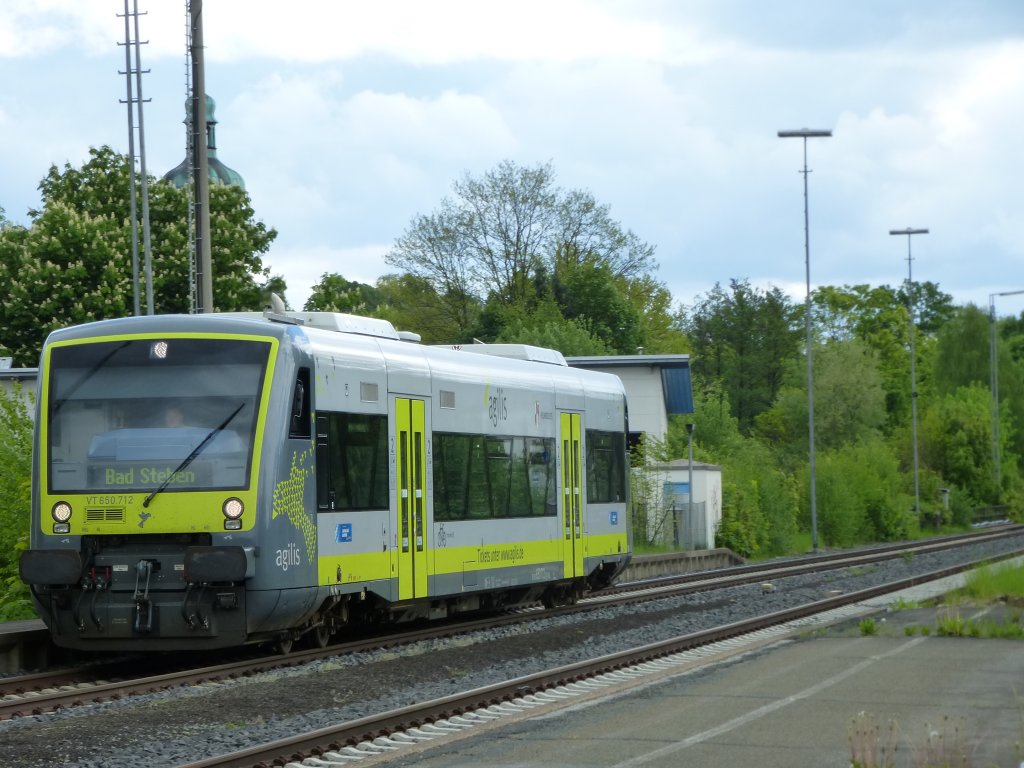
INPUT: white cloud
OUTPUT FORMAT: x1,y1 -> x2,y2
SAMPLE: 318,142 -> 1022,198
203,1 -> 671,65
2,1 -> 1023,319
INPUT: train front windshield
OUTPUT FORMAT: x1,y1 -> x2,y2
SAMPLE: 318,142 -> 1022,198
46,337 -> 271,494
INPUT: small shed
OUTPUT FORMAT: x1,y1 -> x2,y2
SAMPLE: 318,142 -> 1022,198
652,460 -> 723,550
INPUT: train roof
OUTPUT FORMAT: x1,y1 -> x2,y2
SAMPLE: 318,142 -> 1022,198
40,311 -> 615,385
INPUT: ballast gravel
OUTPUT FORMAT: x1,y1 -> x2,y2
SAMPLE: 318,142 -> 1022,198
2,533 -> 1023,768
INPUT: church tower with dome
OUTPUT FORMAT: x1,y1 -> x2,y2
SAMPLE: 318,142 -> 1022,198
163,94 -> 245,188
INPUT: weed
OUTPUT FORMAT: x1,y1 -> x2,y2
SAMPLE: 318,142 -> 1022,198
903,625 -> 917,637
912,715 -> 968,768
849,711 -> 900,768
889,597 -> 919,611
860,617 -> 878,636
850,712 -> 974,768
936,606 -> 966,637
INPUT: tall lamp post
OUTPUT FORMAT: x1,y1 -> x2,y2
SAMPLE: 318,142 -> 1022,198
778,128 -> 832,551
890,227 -> 928,518
990,289 -> 1024,491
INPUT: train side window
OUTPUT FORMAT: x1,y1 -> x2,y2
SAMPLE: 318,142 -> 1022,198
289,368 -> 311,439
526,437 -> 556,517
432,432 -> 492,520
586,429 -> 626,503
433,432 -> 556,520
316,411 -> 388,511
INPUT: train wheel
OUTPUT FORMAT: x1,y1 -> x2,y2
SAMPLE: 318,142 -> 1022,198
276,635 -> 294,655
311,624 -> 331,649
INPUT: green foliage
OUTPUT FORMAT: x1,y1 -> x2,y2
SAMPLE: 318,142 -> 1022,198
808,439 -> 913,547
812,283 -> 923,430
962,562 -> 1024,602
682,279 -> 800,433
673,386 -> 797,558
931,303 -> 991,395
934,304 -> 1024,483
670,379 -> 744,460
0,146 -> 281,366
859,617 -> 877,635
304,272 -> 384,314
494,313 -> 613,356
370,273 -> 480,344
756,340 -> 887,468
0,384 -> 34,620
719,438 -> 799,557
920,383 -> 1001,505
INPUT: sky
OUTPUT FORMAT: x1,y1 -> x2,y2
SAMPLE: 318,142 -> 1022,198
1,0 -> 1023,320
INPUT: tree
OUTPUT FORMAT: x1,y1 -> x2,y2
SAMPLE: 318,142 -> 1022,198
812,282 -> 953,430
920,383 -> 1003,506
304,273 -> 383,314
385,160 -> 663,344
682,279 -> 801,433
757,339 -> 887,458
373,273 -> 481,344
494,313 -> 613,356
0,146 -> 281,366
933,304 -> 1024,474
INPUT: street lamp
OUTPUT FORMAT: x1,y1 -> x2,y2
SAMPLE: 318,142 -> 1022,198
990,289 -> 1024,491
890,227 -> 928,518
778,128 -> 832,551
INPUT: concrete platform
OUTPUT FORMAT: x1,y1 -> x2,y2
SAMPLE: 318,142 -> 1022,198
384,603 -> 1024,768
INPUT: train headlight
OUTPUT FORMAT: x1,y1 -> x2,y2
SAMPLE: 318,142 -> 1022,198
222,497 -> 244,519
51,501 -> 73,523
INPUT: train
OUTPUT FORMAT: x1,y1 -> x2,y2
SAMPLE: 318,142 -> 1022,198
19,310 -> 631,652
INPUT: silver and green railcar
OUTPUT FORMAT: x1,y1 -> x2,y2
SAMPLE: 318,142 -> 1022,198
20,311 -> 631,651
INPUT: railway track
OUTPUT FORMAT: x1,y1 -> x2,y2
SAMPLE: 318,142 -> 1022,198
177,550 -> 1024,768
1,526 -> 1020,724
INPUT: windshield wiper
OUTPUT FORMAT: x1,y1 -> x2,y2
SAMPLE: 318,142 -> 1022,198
142,402 -> 246,508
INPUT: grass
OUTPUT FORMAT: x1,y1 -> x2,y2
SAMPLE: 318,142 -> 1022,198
958,561 -> 1024,603
889,562 -> 1024,640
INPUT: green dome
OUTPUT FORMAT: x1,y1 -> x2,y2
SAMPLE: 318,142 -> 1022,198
163,94 -> 245,189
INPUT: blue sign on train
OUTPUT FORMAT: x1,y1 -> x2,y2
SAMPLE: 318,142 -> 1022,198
335,523 -> 352,543
610,510 -> 619,525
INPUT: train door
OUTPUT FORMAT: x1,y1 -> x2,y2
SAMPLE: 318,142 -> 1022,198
559,412 -> 584,578
395,397 -> 428,600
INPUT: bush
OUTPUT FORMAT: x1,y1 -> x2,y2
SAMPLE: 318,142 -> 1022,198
0,383 -> 34,620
